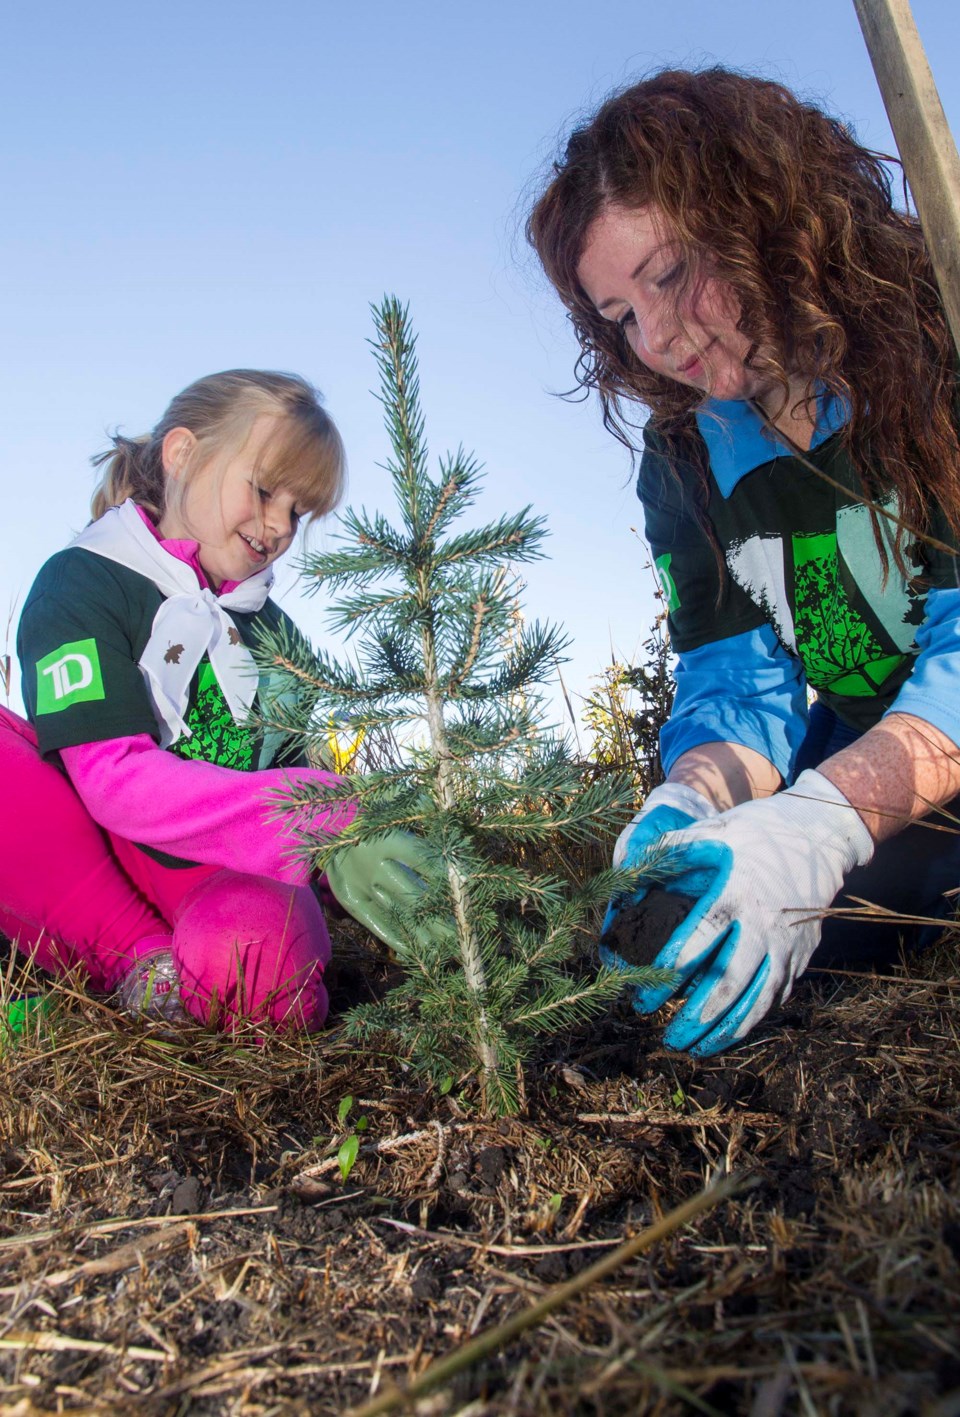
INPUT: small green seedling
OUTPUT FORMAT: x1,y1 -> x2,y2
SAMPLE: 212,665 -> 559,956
0,995 -> 52,1052
338,1133 -> 360,1182
333,1096 -> 369,1182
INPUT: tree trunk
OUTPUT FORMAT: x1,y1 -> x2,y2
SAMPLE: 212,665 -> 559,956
420,609 -> 500,1087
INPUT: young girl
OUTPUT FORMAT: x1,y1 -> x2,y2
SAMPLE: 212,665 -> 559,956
528,68 -> 960,1057
3,369 -> 415,1031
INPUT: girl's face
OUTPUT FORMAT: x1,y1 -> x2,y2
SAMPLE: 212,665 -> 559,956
160,414 -> 306,589
577,203 -> 770,404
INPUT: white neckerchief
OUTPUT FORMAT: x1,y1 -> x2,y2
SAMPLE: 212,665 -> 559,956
71,499 -> 274,748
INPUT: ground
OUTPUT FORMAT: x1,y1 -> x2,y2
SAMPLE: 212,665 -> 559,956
1,926 -> 958,1417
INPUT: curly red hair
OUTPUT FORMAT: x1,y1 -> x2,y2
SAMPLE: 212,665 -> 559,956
527,66 -> 960,572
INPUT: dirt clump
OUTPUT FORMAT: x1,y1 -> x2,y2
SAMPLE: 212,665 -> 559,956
600,885 -> 698,965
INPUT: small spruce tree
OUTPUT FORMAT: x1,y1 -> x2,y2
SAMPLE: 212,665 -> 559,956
257,297 -> 660,1114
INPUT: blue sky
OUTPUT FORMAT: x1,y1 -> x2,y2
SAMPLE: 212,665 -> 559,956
2,0 -> 958,725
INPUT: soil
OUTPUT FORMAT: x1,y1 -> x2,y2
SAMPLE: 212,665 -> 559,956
600,886 -> 698,965
1,924 -> 959,1416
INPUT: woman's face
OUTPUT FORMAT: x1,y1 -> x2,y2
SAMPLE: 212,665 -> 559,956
577,203 -> 769,403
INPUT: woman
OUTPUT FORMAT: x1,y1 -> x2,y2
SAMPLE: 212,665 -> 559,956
528,67 -> 960,1056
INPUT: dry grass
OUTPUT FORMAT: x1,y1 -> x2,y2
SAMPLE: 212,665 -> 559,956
1,916 -> 958,1416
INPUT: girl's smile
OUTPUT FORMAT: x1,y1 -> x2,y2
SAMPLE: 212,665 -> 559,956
238,528 -> 270,566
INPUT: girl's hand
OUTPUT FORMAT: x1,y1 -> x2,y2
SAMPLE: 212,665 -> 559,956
624,770 -> 874,1056
325,831 -> 440,954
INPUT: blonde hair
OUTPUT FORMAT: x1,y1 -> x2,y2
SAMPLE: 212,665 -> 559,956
90,370 -> 346,527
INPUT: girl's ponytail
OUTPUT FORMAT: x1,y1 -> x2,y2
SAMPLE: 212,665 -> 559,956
90,432 -> 166,522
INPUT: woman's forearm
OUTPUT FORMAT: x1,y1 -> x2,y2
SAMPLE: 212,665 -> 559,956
667,740 -> 782,811
819,711 -> 960,843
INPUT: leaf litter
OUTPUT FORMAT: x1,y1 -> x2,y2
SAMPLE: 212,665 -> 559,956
1,917 -> 958,1415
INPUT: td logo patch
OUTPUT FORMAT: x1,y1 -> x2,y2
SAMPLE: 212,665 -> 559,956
36,639 -> 105,714
654,553 -> 680,613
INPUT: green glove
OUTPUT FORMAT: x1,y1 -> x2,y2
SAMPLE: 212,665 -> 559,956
325,831 -> 439,954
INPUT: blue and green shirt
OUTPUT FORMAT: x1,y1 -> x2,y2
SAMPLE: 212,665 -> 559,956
639,394 -> 960,782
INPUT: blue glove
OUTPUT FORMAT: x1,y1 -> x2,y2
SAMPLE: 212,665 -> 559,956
630,770 -> 874,1057
601,780 -> 718,952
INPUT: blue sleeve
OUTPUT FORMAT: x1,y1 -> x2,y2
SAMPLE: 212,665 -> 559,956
885,586 -> 960,746
661,623 -> 809,781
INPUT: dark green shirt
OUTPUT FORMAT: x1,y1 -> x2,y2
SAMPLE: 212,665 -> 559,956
18,546 -> 303,771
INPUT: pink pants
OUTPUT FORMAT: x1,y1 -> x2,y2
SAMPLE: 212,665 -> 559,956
0,706 -> 330,1031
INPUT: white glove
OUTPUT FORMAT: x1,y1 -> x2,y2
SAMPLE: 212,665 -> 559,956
601,780 -> 717,946
612,781 -> 718,867
629,769 -> 874,1055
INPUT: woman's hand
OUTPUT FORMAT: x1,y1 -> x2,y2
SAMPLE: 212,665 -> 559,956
624,770 -> 874,1056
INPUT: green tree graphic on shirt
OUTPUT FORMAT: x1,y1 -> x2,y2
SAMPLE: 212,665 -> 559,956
792,531 -> 905,697
169,660 -> 256,770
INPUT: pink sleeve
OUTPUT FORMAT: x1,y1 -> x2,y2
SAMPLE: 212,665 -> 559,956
60,735 -> 355,886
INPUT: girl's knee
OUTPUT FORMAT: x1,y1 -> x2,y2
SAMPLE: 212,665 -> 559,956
172,872 -> 331,1032
0,705 -> 38,746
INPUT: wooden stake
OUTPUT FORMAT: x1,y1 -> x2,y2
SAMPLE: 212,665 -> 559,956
853,0 -> 960,354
